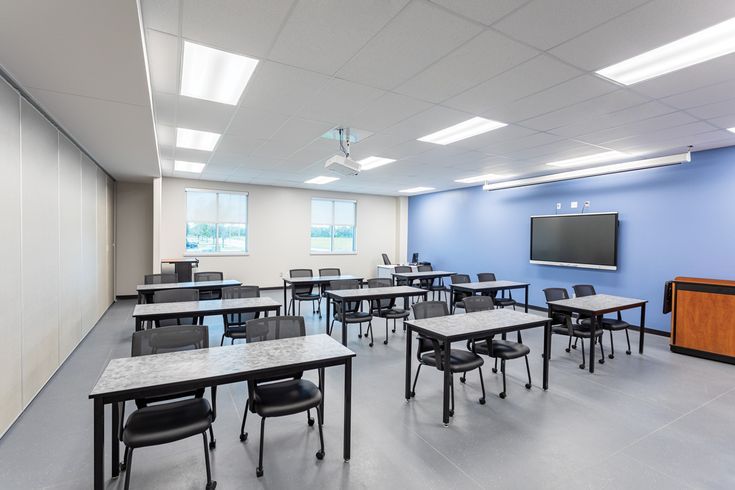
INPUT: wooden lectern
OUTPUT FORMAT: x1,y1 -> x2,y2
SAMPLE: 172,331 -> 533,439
161,257 -> 199,282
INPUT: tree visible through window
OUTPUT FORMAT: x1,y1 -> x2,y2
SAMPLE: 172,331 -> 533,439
311,198 -> 356,253
186,189 -> 248,254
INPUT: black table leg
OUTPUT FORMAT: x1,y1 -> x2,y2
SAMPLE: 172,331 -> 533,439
639,304 -> 646,354
135,317 -> 142,332
326,297 -> 331,335
93,398 -> 104,490
442,344 -> 451,426
524,285 -> 529,313
589,316 -> 597,373
343,358 -> 352,462
283,280 -> 288,315
111,402 -> 120,478
318,368 -> 325,425
342,318 -> 347,347
405,326 -> 413,400
543,320 -> 551,389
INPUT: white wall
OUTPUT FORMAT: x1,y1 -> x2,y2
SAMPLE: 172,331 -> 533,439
0,78 -> 114,438
159,178 -> 402,287
115,182 -> 153,296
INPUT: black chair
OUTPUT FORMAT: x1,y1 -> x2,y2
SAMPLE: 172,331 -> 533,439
463,296 -> 531,399
410,301 -> 486,416
329,279 -> 375,346
122,325 -> 216,489
382,253 -> 391,265
417,264 -> 447,301
319,268 -> 341,299
144,273 -> 178,284
152,289 -> 200,328
477,272 -> 516,309
241,316 -> 324,477
543,288 -> 605,370
393,265 -> 413,286
194,271 -> 224,300
573,284 -> 632,359
220,285 -> 260,345
367,278 -> 409,344
289,269 -> 321,316
449,274 -> 471,314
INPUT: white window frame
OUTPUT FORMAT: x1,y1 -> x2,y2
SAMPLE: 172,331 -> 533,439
184,188 -> 249,256
310,197 -> 357,255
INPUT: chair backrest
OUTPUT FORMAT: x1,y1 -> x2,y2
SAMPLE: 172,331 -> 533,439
573,284 -> 596,297
319,268 -> 341,277
451,274 -> 470,284
152,289 -> 200,327
290,268 -> 314,294
367,278 -> 394,310
382,253 -> 391,265
543,287 -> 571,325
330,279 -> 362,313
246,316 -> 306,385
412,300 -> 449,320
144,273 -> 178,284
477,272 -> 496,282
194,271 -> 223,282
417,264 -> 433,272
132,324 -> 209,356
222,285 -> 261,326
463,295 -> 495,312
394,265 -> 411,273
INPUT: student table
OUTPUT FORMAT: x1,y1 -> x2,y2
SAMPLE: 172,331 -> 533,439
89,334 -> 355,489
404,309 -> 551,425
391,270 -> 455,287
449,280 -> 530,312
282,275 -> 364,316
547,294 -> 647,373
136,279 -> 242,303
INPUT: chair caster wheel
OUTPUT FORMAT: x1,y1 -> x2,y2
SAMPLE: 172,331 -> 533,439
598,359 -> 605,364
609,354 -> 615,359
571,345 -> 577,349
119,462 -> 126,471
308,418 -> 315,427
448,409 -> 454,417
383,340 -> 388,345
459,377 -> 466,384
525,383 -> 532,389
491,368 -> 497,374
206,482 -> 217,489
392,328 -> 396,333
369,342 -> 374,347
565,348 -> 571,353
209,439 -> 216,449
579,364 -> 585,369
240,433 -> 248,442
316,450 -> 325,460
410,391 -> 416,398
256,468 -> 263,478
479,398 -> 486,405
499,392 -> 506,399
626,350 -> 631,355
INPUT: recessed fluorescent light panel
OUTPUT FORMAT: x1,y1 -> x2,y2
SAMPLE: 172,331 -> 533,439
418,117 -> 507,145
399,187 -> 435,193
174,160 -> 206,173
180,41 -> 259,105
454,173 -> 506,184
305,176 -> 340,185
484,153 -> 690,191
545,151 -> 628,168
357,156 -> 396,170
727,127 -> 735,134
176,128 -> 221,151
596,17 -> 735,85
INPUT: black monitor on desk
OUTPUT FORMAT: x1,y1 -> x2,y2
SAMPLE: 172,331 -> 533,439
411,253 -> 419,264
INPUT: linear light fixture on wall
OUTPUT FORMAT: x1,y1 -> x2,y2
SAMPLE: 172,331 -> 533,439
596,17 -> 735,85
483,152 -> 691,191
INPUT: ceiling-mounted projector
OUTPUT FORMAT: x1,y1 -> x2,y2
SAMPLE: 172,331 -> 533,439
325,154 -> 360,176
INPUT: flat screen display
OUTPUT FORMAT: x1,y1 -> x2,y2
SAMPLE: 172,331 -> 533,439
530,213 -> 618,270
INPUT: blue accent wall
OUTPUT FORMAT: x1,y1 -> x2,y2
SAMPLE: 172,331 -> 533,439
407,146 -> 735,332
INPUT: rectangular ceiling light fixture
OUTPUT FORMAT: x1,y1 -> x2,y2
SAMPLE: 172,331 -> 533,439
174,160 -> 206,173
305,176 -> 340,184
180,41 -> 259,105
176,127 -> 221,151
454,173 -> 509,184
596,17 -> 735,85
727,127 -> 735,133
399,186 -> 435,193
357,156 -> 396,170
483,152 -> 690,191
418,117 -> 507,145
545,150 -> 628,168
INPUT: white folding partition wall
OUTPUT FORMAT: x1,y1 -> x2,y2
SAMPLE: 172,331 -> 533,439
0,78 -> 115,437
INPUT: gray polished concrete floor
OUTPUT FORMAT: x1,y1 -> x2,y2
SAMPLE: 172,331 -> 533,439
1,292 -> 734,489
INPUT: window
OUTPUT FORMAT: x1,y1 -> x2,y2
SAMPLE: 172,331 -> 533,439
311,198 -> 356,253
186,189 -> 248,254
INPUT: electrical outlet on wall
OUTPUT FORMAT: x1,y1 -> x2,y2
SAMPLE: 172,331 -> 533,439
556,202 -> 561,210
571,201 -> 578,209
584,201 -> 590,208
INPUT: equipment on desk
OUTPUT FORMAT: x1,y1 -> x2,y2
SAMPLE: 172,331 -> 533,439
382,253 -> 391,265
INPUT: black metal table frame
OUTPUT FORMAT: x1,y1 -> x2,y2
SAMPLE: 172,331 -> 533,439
133,303 -> 281,331
547,300 -> 646,373
91,356 -> 353,489
325,288 -> 429,345
282,276 -> 364,318
404,316 -> 552,426
450,283 -> 530,313
136,280 -> 242,304
391,271 -> 455,289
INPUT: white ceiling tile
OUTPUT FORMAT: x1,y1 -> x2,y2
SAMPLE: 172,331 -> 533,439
630,53 -> 735,100
493,0 -> 648,50
661,80 -> 735,110
382,105 -> 473,141
141,0 -> 180,35
430,0 -> 531,25
337,1 -> 482,89
269,0 -> 409,75
349,92 -> 432,133
176,96 -> 236,133
394,30 -> 538,103
181,0 -> 295,59
240,61 -> 330,115
251,117 -> 334,159
156,124 -> 175,148
549,101 -> 675,138
550,0 -> 735,71
451,124 -> 538,150
707,115 -> 735,130
152,91 -> 177,126
352,132 -> 417,156
296,78 -> 385,124
145,29 -> 179,94
479,131 -> 562,155
578,112 -> 699,145
228,106 -> 289,140
444,54 -> 581,114
172,147 -> 212,163
214,134 -> 265,156
686,98 -> 735,119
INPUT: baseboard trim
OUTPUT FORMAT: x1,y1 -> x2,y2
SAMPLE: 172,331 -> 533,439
116,294 -> 137,300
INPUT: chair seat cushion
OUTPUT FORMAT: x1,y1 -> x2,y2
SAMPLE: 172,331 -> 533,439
224,324 -> 247,335
420,349 -> 483,372
579,318 -> 628,331
253,379 -> 322,418
373,308 -> 409,319
294,293 -> 320,300
338,311 -> 372,323
123,398 -> 212,448
472,339 -> 530,359
494,298 -> 516,307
